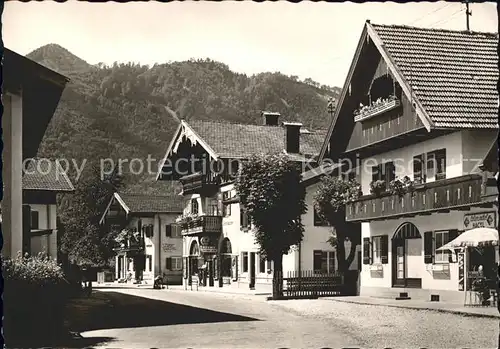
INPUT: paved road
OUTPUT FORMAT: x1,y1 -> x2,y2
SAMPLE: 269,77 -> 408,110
81,288 -> 499,348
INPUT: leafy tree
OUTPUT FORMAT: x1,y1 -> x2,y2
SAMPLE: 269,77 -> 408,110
313,176 -> 361,272
235,154 -> 307,299
58,163 -> 124,267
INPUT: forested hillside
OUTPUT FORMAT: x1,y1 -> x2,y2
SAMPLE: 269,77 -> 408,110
28,44 -> 340,189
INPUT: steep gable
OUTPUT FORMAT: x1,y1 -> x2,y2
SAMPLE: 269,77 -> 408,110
319,21 -> 499,161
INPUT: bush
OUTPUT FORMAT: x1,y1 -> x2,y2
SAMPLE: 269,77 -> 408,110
2,253 -> 72,345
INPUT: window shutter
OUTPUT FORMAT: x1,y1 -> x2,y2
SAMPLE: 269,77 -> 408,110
166,257 -> 172,270
232,256 -> 238,281
448,229 -> 459,263
363,238 -> 371,264
240,208 -> 249,229
165,224 -> 172,237
385,162 -> 396,184
22,205 -> 32,256
313,250 -> 322,271
30,210 -> 39,230
380,235 -> 389,264
424,231 -> 434,264
137,219 -> 142,234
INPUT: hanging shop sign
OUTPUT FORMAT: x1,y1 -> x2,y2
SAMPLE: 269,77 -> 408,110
199,234 -> 217,254
457,252 -> 465,291
463,211 -> 496,230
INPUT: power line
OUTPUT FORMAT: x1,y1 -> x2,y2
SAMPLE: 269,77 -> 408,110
409,2 -> 454,26
428,8 -> 465,28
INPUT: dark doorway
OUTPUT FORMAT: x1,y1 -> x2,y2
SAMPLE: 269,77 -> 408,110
249,252 -> 256,289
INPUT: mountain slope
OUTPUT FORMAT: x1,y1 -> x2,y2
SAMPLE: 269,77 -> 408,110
27,44 -> 340,188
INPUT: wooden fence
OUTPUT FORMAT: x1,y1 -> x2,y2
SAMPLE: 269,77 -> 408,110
275,270 -> 344,298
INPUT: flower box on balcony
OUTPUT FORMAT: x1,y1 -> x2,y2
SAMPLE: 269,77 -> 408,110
354,98 -> 401,123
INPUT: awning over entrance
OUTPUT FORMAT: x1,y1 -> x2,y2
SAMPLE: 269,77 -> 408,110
393,222 -> 421,240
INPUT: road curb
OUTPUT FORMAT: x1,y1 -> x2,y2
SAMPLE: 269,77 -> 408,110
161,287 -> 272,298
324,298 -> 500,319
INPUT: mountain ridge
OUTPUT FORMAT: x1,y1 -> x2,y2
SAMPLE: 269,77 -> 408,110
28,44 -> 340,189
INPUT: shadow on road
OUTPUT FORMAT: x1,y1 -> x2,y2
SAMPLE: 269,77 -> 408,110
71,291 -> 258,333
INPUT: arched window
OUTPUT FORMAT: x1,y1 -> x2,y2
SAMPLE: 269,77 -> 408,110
392,222 -> 421,240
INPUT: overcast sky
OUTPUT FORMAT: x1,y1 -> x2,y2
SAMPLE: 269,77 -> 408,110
3,1 -> 497,87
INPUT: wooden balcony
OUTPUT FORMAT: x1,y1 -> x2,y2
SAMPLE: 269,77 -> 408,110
181,215 -> 223,235
345,174 -> 496,222
114,237 -> 145,256
354,98 -> 401,123
179,172 -> 220,196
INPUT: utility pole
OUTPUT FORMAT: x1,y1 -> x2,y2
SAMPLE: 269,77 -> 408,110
464,0 -> 472,31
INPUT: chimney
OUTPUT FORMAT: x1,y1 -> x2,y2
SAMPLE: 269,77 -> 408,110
282,122 -> 302,154
262,111 -> 280,126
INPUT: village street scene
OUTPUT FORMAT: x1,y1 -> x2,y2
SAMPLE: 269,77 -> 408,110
1,1 -> 499,348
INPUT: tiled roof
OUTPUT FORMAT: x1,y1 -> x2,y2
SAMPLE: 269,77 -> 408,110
187,120 -> 327,161
22,159 -> 74,192
116,193 -> 184,213
371,23 -> 498,129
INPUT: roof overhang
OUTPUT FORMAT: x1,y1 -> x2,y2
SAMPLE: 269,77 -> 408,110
301,162 -> 339,187
318,21 -> 434,162
3,48 -> 70,160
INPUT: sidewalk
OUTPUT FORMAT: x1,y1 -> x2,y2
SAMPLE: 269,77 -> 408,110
95,282 -> 272,296
166,284 -> 272,297
324,296 -> 500,319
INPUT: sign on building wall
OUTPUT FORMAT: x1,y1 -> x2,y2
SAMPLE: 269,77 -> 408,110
462,211 -> 496,230
458,252 -> 465,291
162,243 -> 176,252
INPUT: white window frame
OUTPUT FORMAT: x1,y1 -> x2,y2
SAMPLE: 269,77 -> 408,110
372,236 -> 382,265
171,256 -> 183,271
434,230 -> 450,264
313,250 -> 336,274
171,225 -> 182,238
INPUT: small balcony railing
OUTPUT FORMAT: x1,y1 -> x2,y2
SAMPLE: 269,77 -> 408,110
345,174 -> 495,222
354,98 -> 401,123
181,215 -> 223,235
179,172 -> 220,196
114,237 -> 145,256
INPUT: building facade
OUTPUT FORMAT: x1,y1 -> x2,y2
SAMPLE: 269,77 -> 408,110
2,49 -> 68,259
319,21 -> 499,303
100,193 -> 184,284
22,159 -> 75,260
158,113 -> 360,292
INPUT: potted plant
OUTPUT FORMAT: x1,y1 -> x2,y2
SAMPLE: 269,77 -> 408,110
388,176 -> 415,197
370,180 -> 387,196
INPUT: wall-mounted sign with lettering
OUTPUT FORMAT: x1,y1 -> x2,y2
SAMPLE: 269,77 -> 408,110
199,234 -> 218,254
463,211 -> 496,230
162,243 -> 176,252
